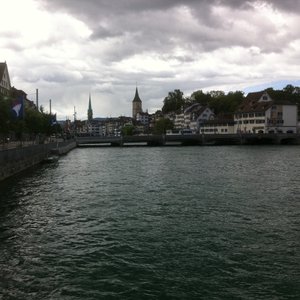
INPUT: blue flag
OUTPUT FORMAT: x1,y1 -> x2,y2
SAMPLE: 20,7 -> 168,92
11,96 -> 24,119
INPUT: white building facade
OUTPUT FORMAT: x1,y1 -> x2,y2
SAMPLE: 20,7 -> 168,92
173,104 -> 214,132
234,91 -> 298,134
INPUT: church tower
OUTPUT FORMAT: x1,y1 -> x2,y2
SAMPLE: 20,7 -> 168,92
87,93 -> 93,122
132,87 -> 143,119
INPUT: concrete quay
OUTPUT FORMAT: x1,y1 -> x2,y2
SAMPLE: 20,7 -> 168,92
76,133 -> 300,147
0,140 -> 76,182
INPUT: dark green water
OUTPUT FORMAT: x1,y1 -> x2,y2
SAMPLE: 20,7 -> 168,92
0,146 -> 299,299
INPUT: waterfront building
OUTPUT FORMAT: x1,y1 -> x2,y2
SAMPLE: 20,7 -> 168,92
173,104 -> 214,132
200,114 -> 235,134
136,111 -> 150,126
174,109 -> 185,130
132,87 -> 143,119
149,110 -> 163,131
78,116 -> 134,137
136,111 -> 151,133
0,62 -> 11,97
86,119 -> 106,136
184,104 -> 215,131
234,91 -> 298,133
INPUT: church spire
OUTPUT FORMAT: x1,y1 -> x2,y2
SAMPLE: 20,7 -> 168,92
132,86 -> 143,119
87,93 -> 93,122
132,87 -> 142,103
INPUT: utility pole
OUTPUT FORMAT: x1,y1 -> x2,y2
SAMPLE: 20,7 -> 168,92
49,99 -> 52,115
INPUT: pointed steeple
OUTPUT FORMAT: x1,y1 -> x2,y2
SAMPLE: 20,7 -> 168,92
132,87 -> 142,103
132,86 -> 143,119
87,93 -> 93,122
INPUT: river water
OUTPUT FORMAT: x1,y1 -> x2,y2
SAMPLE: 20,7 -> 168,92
0,146 -> 299,299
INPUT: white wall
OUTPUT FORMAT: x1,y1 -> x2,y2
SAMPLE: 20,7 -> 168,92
283,105 -> 298,127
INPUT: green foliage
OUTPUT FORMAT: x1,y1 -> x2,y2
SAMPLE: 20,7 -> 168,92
25,107 -> 44,134
122,124 -> 134,136
0,94 -> 60,139
209,91 -> 244,114
161,89 -> 244,115
162,89 -> 185,114
267,85 -> 300,106
153,118 -> 174,134
196,90 -> 243,115
190,90 -> 211,106
0,95 -> 11,134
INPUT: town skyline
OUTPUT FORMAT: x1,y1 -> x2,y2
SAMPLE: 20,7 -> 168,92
2,0 -> 300,120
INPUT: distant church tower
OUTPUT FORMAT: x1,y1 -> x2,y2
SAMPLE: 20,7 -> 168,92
132,87 -> 143,119
87,93 -> 93,121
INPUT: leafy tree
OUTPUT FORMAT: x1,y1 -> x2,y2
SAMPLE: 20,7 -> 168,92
162,89 -> 185,114
153,118 -> 174,134
122,124 -> 134,136
25,107 -> 44,135
203,90 -> 244,115
222,91 -> 244,113
283,84 -> 295,95
0,95 -> 11,135
267,85 -> 300,105
190,90 -> 211,106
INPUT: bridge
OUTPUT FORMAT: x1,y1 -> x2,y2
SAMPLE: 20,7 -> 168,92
76,133 -> 300,147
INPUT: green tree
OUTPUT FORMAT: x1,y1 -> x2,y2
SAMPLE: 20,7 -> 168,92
162,89 -> 185,114
283,84 -> 295,95
0,95 -> 11,136
153,118 -> 174,134
25,107 -> 44,135
122,124 -> 134,136
208,91 -> 244,115
190,90 -> 211,106
209,90 -> 225,99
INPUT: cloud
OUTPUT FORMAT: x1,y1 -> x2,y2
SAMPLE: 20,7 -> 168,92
2,0 -> 300,119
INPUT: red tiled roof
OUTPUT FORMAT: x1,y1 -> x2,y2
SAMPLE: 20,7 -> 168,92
237,91 -> 273,113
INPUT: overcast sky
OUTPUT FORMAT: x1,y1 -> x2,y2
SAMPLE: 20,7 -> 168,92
1,0 -> 300,120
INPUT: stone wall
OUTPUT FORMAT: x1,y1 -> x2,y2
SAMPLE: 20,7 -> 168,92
0,140 -> 76,181
50,141 -> 77,155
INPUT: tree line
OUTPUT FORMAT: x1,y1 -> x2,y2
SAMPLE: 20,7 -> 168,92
148,84 -> 300,135
161,84 -> 300,115
0,95 -> 60,141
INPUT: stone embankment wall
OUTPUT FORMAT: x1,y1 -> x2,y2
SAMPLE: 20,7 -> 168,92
50,140 -> 77,155
0,140 -> 76,182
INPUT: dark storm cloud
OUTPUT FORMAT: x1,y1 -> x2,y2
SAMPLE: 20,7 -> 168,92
264,0 -> 300,12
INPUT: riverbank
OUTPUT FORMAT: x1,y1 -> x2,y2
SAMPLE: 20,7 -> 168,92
0,140 -> 76,181
76,133 -> 300,147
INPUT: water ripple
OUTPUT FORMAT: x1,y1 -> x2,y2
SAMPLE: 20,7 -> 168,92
0,146 -> 300,299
